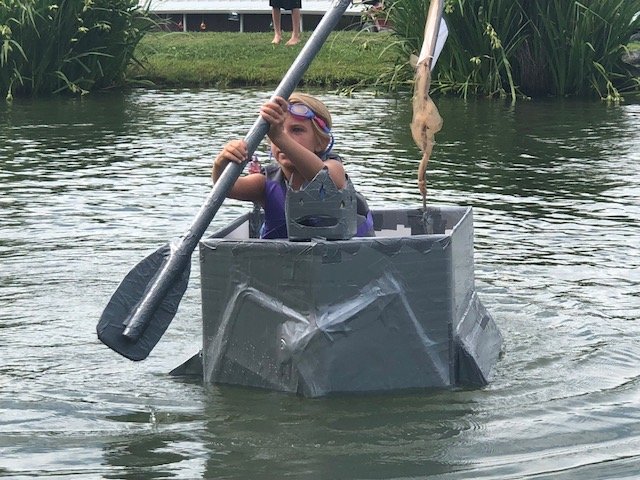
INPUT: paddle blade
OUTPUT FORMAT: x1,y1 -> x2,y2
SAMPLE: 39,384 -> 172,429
97,244 -> 191,361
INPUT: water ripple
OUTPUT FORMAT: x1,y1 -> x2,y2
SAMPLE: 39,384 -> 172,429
1,91 -> 639,478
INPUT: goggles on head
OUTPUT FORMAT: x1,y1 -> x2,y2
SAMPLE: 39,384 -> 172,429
288,103 -> 331,133
287,102 -> 334,156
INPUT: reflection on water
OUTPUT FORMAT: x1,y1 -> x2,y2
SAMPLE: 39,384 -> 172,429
1,89 -> 639,478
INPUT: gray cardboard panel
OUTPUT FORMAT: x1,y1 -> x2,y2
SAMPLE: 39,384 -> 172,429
194,206 -> 503,397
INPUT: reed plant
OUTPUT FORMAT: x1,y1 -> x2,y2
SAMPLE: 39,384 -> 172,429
386,0 -> 640,100
0,0 -> 154,100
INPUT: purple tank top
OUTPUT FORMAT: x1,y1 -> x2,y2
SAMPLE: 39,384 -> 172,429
260,168 -> 288,239
259,162 -> 374,239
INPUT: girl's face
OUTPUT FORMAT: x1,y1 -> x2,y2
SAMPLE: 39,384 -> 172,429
270,114 -> 326,169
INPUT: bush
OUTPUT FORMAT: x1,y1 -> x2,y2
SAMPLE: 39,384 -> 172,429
0,0 -> 155,99
387,0 -> 640,100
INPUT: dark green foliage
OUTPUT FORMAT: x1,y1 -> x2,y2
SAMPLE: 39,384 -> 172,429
387,0 -> 640,100
0,0 -> 155,99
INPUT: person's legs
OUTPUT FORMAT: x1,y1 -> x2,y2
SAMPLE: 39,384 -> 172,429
271,7 -> 282,44
286,8 -> 301,45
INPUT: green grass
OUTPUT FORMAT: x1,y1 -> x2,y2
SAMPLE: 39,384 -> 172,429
127,31 -> 398,89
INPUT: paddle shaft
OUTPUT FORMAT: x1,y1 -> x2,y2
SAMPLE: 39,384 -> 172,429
417,0 -> 444,68
121,0 -> 352,341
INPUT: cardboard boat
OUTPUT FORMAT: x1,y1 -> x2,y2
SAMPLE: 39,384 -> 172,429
172,205 -> 503,397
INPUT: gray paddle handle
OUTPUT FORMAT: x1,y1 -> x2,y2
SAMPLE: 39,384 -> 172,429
418,0 -> 443,68
122,0 -> 352,341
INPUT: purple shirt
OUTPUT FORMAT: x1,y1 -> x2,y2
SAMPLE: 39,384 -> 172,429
259,161 -> 374,240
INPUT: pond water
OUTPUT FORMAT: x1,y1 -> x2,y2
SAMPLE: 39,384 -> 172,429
1,87 -> 639,479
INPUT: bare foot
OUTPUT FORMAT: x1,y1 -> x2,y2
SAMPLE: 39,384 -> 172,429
271,35 -> 281,44
285,36 -> 300,46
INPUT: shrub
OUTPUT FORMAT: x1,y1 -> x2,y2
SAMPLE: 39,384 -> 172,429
0,0 -> 155,99
387,0 -> 640,100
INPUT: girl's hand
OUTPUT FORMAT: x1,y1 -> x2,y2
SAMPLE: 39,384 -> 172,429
212,139 -> 248,181
260,96 -> 288,139
215,139 -> 248,166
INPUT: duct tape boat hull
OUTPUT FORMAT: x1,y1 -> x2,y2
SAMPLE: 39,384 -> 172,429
179,206 -> 502,397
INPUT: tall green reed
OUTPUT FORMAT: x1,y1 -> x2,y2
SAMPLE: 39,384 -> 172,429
0,0 -> 155,100
386,0 -> 640,100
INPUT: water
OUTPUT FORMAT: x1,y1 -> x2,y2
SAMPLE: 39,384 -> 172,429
1,88 -> 639,479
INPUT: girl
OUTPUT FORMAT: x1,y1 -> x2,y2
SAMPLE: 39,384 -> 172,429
212,92 -> 374,239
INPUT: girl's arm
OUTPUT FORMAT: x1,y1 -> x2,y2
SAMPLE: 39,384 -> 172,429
261,97 -> 346,189
212,139 -> 265,204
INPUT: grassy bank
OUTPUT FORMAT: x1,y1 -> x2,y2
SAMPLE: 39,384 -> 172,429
128,31 -> 398,89
128,28 -> 640,98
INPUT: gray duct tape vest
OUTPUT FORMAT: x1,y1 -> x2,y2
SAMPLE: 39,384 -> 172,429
285,167 -> 357,241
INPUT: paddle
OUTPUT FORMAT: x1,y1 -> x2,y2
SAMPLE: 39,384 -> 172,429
408,3 -> 447,70
411,0 -> 446,210
96,0 -> 352,361
417,0 -> 446,70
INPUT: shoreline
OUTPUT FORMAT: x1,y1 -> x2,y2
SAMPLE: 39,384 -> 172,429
127,31 -> 397,90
